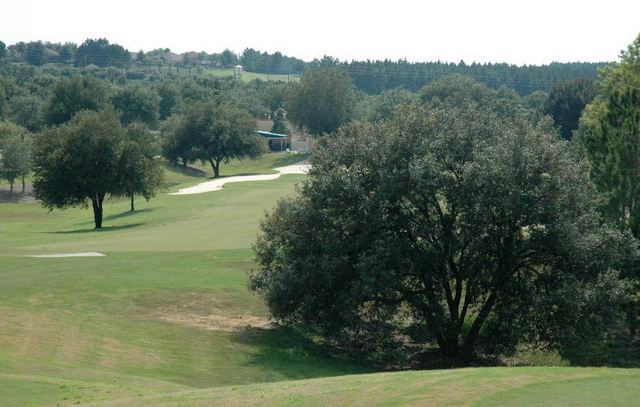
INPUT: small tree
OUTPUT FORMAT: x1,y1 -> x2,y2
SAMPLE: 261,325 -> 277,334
45,77 -> 108,125
33,110 -> 126,229
171,102 -> 265,178
11,95 -> 45,132
271,107 -> 289,134
0,132 -> 30,196
368,87 -> 419,122
286,67 -> 356,136
161,114 -> 195,167
116,123 -> 166,211
156,83 -> 181,120
25,41 -> 45,66
111,85 -> 160,127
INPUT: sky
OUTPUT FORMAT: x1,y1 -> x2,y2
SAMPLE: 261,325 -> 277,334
2,0 -> 639,65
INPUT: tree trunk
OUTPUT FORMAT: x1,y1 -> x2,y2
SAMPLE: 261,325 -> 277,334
437,333 -> 461,357
130,192 -> 135,212
9,181 -> 14,197
461,291 -> 496,359
21,176 -> 25,193
210,158 -> 221,178
91,195 -> 104,229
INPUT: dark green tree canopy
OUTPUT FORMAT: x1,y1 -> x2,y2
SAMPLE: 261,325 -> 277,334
10,95 -> 44,132
161,114 -> 195,167
419,74 -> 493,107
25,41 -> 45,66
111,84 -> 160,127
114,123 -> 166,211
252,105 -> 635,359
271,107 -> 289,134
44,76 -> 109,125
75,38 -> 131,68
367,87 -> 419,123
156,82 -> 181,120
286,67 -> 356,136
577,33 -> 640,236
544,79 -> 597,140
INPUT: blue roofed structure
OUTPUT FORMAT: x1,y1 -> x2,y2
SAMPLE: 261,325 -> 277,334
257,130 -> 289,151
257,130 -> 288,138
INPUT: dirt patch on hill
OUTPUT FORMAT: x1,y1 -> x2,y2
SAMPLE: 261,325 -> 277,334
142,291 -> 272,332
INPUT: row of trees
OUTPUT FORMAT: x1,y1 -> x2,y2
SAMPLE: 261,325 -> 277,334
1,38 -> 604,96
239,48 -> 306,75
2,39 -> 130,67
341,60 -> 603,95
13,73 -> 267,227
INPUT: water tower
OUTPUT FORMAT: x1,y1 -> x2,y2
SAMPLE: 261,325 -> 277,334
234,65 -> 243,79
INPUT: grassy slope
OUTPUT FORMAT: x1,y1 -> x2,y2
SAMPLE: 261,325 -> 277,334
1,152 -> 639,406
0,153 -> 362,406
90,367 -> 640,406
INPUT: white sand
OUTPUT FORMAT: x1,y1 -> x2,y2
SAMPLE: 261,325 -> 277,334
170,162 -> 311,195
27,252 -> 106,258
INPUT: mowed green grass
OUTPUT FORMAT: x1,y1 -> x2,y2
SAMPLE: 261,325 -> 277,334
0,153 -> 363,405
1,152 -> 639,406
205,68 -> 300,83
85,367 -> 640,406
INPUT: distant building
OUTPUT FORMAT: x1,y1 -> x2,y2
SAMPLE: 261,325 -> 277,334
257,131 -> 288,151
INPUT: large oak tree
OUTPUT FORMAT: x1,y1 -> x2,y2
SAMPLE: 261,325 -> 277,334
251,105 -> 635,359
33,110 -> 158,228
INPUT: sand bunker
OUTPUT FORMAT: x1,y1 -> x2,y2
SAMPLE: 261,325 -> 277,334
170,162 -> 310,195
27,252 -> 106,258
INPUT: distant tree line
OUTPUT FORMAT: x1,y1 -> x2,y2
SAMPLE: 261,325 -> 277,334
341,60 -> 604,95
1,38 -> 605,95
239,48 -> 306,75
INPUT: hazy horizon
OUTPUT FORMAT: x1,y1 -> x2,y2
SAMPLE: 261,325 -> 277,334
2,0 -> 639,66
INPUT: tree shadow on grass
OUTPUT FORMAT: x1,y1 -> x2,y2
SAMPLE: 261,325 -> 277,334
207,173 -> 262,180
230,325 -> 373,381
232,324 -> 507,373
0,189 -> 35,203
165,162 -> 209,177
103,208 -> 154,221
46,223 -> 144,234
